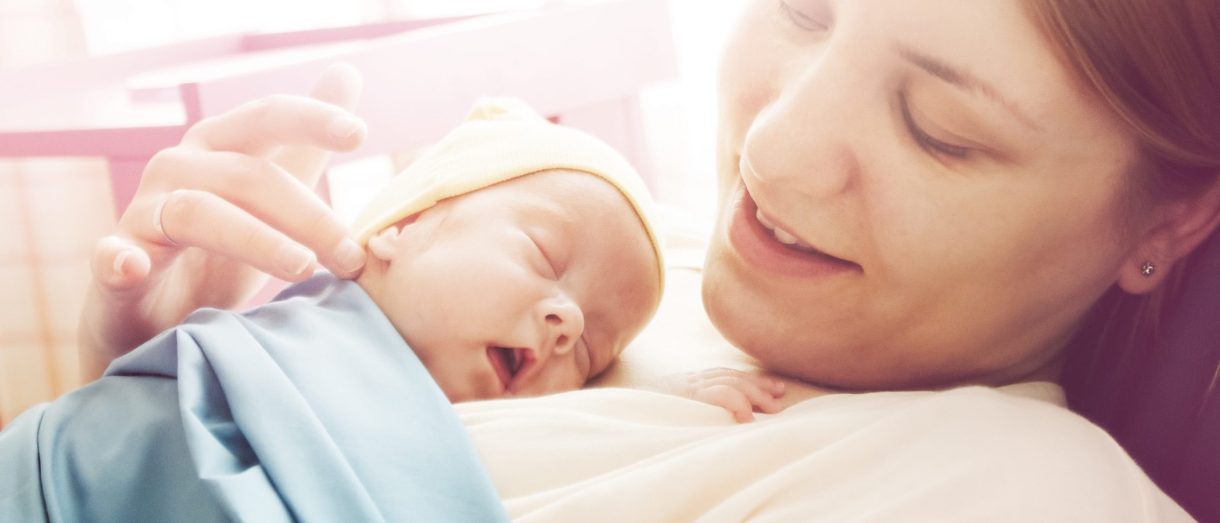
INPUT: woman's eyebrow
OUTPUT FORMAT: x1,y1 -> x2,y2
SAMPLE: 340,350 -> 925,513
896,44 -> 1041,132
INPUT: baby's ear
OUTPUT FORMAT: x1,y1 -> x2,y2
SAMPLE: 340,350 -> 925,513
366,226 -> 402,263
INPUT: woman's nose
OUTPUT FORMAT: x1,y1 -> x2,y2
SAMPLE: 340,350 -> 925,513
743,42 -> 866,201
537,296 -> 584,359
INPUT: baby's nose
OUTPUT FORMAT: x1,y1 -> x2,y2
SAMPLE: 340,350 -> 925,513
539,297 -> 584,358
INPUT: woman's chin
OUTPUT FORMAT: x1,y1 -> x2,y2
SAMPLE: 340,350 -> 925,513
701,269 -> 961,390
701,259 -> 839,381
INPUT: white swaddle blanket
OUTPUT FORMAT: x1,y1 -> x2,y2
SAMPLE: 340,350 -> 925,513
458,382 -> 1192,522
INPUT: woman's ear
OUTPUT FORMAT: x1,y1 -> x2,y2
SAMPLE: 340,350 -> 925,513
367,225 -> 403,263
1118,178 -> 1220,294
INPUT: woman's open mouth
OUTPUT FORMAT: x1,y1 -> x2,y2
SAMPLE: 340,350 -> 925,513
728,185 -> 861,278
487,346 -> 533,393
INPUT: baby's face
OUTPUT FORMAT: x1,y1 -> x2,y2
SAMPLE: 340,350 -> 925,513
367,170 -> 661,402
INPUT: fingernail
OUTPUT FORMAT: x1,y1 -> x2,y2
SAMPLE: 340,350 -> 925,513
333,238 -> 365,274
277,244 -> 315,276
113,249 -> 132,277
327,115 -> 365,140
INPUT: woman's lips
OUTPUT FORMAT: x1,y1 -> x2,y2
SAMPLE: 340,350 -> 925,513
728,186 -> 861,278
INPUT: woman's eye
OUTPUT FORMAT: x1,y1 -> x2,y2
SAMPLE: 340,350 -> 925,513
899,90 -> 973,160
779,0 -> 832,32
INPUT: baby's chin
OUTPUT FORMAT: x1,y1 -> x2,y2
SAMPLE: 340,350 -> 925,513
435,379 -> 480,403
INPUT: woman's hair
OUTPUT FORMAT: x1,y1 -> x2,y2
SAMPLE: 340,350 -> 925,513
1028,0 -> 1220,518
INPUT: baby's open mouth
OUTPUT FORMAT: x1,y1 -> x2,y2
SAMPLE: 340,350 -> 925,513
487,346 -> 533,392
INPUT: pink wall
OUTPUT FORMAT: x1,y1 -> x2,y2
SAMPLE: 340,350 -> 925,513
0,0 -> 99,426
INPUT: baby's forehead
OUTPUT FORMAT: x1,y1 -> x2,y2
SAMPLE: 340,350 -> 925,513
470,168 -> 663,297
492,170 -> 633,222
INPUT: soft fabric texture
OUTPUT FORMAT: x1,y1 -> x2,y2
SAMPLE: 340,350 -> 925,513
348,97 -> 665,291
458,383 -> 1194,522
0,272 -> 508,523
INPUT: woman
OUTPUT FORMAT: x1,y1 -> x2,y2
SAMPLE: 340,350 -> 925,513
78,0 -> 1218,520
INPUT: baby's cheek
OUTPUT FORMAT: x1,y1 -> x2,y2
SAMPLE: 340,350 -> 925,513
534,363 -> 588,395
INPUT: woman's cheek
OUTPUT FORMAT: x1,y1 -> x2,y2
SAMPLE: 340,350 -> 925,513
719,11 -> 779,127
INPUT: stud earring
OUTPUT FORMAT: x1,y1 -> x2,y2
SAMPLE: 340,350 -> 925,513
1140,261 -> 1156,277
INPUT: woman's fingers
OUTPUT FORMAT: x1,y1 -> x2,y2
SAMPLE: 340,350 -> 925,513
273,63 -> 366,182
185,93 -> 367,159
148,189 -> 324,281
157,64 -> 368,277
79,66 -> 370,380
132,146 -> 363,276
309,62 -> 362,110
90,235 -> 153,292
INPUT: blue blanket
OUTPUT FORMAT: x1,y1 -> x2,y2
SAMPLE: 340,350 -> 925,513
0,273 -> 508,522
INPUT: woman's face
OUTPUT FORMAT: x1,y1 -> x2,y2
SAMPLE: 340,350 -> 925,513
705,0 -> 1142,389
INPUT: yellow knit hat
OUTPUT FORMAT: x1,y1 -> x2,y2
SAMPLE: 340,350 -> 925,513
350,97 -> 665,290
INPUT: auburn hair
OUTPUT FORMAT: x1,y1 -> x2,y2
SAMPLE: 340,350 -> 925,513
1028,0 -> 1220,519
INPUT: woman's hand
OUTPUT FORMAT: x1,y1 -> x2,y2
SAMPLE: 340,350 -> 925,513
79,64 -> 369,381
648,368 -> 787,422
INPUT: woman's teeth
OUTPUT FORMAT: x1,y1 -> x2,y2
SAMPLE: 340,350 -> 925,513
771,226 -> 800,245
756,209 -> 819,252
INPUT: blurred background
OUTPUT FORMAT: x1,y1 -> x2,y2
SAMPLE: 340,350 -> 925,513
0,0 -> 744,425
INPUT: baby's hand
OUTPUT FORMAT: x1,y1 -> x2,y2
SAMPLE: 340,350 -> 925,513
648,368 -> 786,423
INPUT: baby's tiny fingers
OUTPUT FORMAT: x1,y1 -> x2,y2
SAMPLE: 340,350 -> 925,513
695,386 -> 756,423
758,376 -> 786,397
756,395 -> 783,414
736,379 -> 784,413
696,369 -> 786,397
726,372 -> 786,397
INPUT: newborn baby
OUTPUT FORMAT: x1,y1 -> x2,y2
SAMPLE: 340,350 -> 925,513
350,98 -> 784,418
349,98 -> 664,401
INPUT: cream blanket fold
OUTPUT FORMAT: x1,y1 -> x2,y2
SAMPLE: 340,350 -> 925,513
458,383 -> 1193,522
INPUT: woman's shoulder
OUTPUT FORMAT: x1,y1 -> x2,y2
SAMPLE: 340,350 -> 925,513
461,385 -> 1193,521
812,383 -> 1193,520
769,384 -> 1190,521
907,383 -> 1113,448
812,383 -> 1133,466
